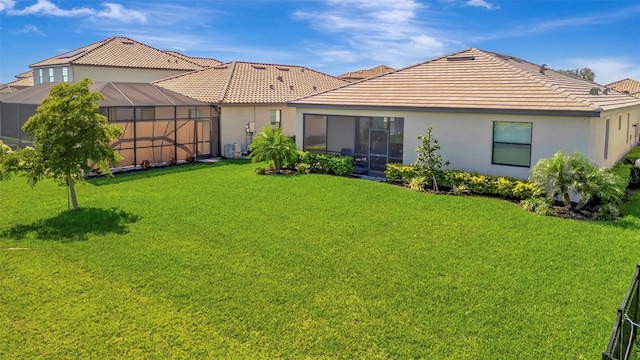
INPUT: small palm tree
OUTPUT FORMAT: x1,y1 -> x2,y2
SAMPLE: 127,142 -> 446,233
529,150 -> 576,208
249,127 -> 297,173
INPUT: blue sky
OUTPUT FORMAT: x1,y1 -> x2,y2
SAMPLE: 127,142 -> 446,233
1,0 -> 639,85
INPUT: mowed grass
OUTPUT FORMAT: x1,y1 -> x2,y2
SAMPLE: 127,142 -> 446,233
1,160 -> 639,359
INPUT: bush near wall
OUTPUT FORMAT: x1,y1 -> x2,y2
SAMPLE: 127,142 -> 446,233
386,163 -> 536,200
297,152 -> 354,176
443,170 -> 537,200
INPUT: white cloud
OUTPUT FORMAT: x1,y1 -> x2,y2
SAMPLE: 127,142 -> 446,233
94,3 -> 147,24
467,0 -> 498,10
7,0 -> 147,23
13,24 -> 43,35
0,0 -> 15,12
8,0 -> 93,16
294,0 -> 448,69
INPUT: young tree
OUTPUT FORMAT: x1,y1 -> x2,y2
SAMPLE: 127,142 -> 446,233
22,79 -> 123,210
556,67 -> 596,82
414,126 -> 449,191
249,126 -> 297,173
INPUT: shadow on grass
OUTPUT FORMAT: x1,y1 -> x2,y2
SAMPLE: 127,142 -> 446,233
89,160 -> 248,186
1,207 -> 139,242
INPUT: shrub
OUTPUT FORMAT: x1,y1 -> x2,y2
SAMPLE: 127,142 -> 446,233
385,163 -> 418,183
629,166 -> 640,190
442,170 -> 534,200
254,167 -> 267,175
414,126 -> 449,190
249,127 -> 297,173
593,203 -> 620,221
408,176 -> 427,192
521,197 -> 555,216
452,183 -> 470,195
296,163 -> 311,174
296,152 -> 354,176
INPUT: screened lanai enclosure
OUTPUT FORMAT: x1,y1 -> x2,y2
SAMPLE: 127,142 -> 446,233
303,114 -> 404,177
0,82 -> 219,167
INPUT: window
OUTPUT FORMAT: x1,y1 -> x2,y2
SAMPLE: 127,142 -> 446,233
619,115 -> 622,131
189,109 -> 202,119
48,68 -> 54,82
38,69 -> 43,84
604,119 -> 610,160
62,67 -> 68,82
271,110 -> 282,128
303,114 -> 327,152
627,114 -> 631,144
492,121 -> 532,167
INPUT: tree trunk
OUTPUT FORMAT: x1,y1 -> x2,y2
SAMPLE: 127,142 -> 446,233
67,174 -> 79,210
562,192 -> 572,209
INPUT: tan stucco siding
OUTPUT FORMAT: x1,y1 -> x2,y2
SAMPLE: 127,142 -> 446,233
295,107 -> 595,180
590,107 -> 640,167
221,105 -> 295,152
72,66 -> 189,83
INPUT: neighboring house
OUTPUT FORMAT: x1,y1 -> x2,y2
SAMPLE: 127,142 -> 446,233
163,51 -> 222,68
154,61 -> 347,154
0,71 -> 34,94
29,36 -> 205,85
607,78 -> 640,98
0,82 -> 215,167
289,48 -> 640,179
338,65 -> 395,83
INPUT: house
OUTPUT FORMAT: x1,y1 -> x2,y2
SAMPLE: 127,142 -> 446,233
606,78 -> 640,98
29,36 -> 205,85
0,71 -> 34,94
154,61 -> 347,155
0,82 -> 214,167
338,65 -> 395,83
289,48 -> 640,179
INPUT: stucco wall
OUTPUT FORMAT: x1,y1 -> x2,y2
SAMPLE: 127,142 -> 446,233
221,105 -> 295,153
72,66 -> 189,83
295,107 -> 598,180
589,107 -> 640,167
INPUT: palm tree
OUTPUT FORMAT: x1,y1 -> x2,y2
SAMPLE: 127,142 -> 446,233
249,127 -> 297,173
529,150 -> 576,208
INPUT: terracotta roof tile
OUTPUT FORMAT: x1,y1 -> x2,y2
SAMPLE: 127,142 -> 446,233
30,37 -> 204,71
606,78 -> 640,98
0,73 -> 34,93
154,61 -> 347,104
291,48 -> 640,115
338,65 -> 395,82
164,51 -> 222,67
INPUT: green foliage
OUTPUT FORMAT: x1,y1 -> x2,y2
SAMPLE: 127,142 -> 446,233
408,176 -> 427,192
2,161 -> 640,358
385,163 -> 418,183
555,67 -> 596,81
295,162 -> 311,174
521,197 -> 555,216
593,202 -> 620,221
254,166 -> 267,175
296,152 -> 354,176
629,167 -> 640,189
414,126 -> 449,190
452,183 -> 470,195
529,150 -> 624,213
444,170 -> 536,199
249,127 -> 297,173
21,79 -> 124,209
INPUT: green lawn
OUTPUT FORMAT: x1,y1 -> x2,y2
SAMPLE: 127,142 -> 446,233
1,160 -> 639,359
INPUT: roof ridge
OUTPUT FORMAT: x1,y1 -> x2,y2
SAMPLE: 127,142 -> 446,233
29,37 -> 112,68
219,61 -> 238,103
476,49 -> 600,111
72,36 -> 123,63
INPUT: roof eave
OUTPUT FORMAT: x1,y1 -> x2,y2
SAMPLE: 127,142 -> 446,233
286,103 -> 602,117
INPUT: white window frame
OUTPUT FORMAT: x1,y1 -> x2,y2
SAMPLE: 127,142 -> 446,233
62,67 -> 69,82
492,121 -> 533,167
270,109 -> 282,128
48,68 -> 54,82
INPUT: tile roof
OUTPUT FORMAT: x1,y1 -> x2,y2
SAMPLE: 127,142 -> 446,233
606,78 -> 640,98
15,70 -> 33,79
154,61 -> 347,104
164,51 -> 222,67
338,65 -> 395,82
0,73 -> 34,93
291,48 -> 640,116
30,37 -> 204,71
